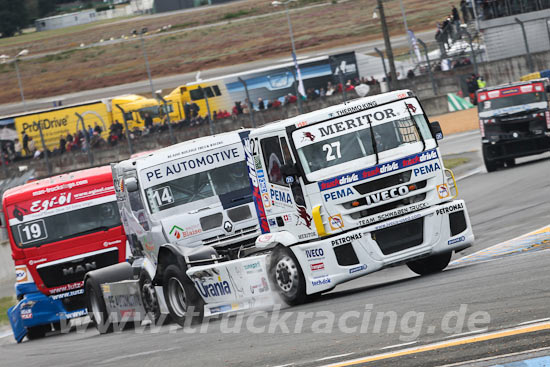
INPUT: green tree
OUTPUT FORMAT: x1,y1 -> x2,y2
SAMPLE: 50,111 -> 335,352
38,0 -> 56,17
0,0 -> 28,38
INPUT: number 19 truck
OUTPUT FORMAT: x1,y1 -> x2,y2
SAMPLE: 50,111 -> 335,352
4,166 -> 127,342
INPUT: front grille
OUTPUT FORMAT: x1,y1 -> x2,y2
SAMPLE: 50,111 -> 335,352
202,225 -> 258,246
227,205 -> 252,222
372,217 -> 424,255
354,171 -> 412,195
200,213 -> 223,231
37,249 -> 119,288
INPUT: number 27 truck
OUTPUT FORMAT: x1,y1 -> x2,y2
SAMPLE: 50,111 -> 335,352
4,166 -> 127,342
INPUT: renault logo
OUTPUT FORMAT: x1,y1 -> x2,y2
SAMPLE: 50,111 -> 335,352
223,221 -> 233,233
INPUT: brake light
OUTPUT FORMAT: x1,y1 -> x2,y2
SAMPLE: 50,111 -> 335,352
546,111 -> 550,129
479,119 -> 485,137
532,112 -> 545,118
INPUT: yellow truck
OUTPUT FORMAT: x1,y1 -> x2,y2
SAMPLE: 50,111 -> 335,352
0,95 -> 162,151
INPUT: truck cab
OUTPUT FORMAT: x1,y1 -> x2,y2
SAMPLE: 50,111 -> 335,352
4,166 -> 127,342
84,130 -> 263,329
477,79 -> 550,171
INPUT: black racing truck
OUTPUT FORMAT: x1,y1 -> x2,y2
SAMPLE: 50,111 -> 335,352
477,79 -> 550,172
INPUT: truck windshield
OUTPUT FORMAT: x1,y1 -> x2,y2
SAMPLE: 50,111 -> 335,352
10,201 -> 121,248
479,92 -> 546,112
145,160 -> 250,213
292,99 -> 432,179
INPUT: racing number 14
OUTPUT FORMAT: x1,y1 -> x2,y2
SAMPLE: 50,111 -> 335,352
323,142 -> 341,161
151,186 -> 174,207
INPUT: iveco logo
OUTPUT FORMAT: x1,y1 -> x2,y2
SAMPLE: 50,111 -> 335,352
223,221 -> 233,233
62,262 -> 97,276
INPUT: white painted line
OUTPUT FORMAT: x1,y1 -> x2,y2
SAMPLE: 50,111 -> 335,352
315,353 -> 354,362
99,347 -> 179,364
380,341 -> 417,350
443,328 -> 487,339
455,166 -> 483,181
437,346 -> 550,367
450,224 -> 550,266
518,318 -> 550,326
443,130 -> 480,141
0,330 -> 13,339
272,364 -> 295,367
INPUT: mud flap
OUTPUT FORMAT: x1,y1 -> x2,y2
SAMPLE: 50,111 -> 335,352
8,302 -> 26,343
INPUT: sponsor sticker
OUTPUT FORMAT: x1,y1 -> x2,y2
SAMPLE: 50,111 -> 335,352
311,277 -> 331,287
437,184 -> 450,199
329,214 -> 344,230
21,309 -> 32,319
349,264 -> 367,274
448,236 -> 466,245
310,262 -> 325,271
15,266 -> 28,283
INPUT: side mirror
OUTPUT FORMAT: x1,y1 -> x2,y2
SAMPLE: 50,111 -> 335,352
430,121 -> 444,140
281,163 -> 300,185
125,177 -> 139,192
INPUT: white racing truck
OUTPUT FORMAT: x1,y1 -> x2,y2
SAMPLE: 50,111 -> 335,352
84,130 -> 268,331
86,90 -> 474,331
186,89 -> 474,306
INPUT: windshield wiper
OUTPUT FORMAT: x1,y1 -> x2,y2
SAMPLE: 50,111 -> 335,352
405,102 -> 426,152
68,226 -> 112,238
367,120 -> 379,165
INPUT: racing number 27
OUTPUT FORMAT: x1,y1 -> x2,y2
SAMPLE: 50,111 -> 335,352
323,142 -> 341,161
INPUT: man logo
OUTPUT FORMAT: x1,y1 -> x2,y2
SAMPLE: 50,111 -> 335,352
224,221 -> 233,233
62,262 -> 97,277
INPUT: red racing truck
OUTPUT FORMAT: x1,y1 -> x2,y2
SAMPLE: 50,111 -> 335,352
4,166 -> 127,342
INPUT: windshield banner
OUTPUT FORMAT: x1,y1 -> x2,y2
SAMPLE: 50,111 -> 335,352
140,142 -> 245,188
318,149 -> 438,191
7,181 -> 115,225
293,98 -> 423,149
478,83 -> 545,102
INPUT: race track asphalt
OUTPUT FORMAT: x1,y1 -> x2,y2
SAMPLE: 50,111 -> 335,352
1,133 -> 549,367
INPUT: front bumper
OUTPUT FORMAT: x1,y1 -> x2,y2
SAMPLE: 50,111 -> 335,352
8,284 -> 87,342
291,199 -> 474,295
483,135 -> 550,160
186,201 -> 473,307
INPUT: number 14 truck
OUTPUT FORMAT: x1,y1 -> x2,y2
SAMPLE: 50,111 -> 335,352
85,90 -> 474,329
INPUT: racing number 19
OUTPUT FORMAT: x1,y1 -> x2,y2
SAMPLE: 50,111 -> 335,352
18,220 -> 47,244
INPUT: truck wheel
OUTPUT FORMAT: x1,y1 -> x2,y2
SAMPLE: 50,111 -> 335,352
140,272 -> 164,325
269,246 -> 307,306
26,324 -> 49,340
85,276 -> 113,334
162,265 -> 203,327
505,159 -> 515,167
482,145 -> 497,172
407,251 -> 452,276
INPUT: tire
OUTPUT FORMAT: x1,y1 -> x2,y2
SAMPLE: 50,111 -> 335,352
85,276 -> 113,334
269,246 -> 307,306
407,251 -> 452,276
162,265 -> 203,327
505,158 -> 515,167
139,272 -> 165,325
482,149 -> 497,172
26,324 -> 49,340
